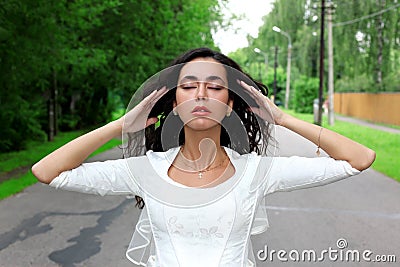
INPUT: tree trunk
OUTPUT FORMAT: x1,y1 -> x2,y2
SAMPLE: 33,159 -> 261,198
53,69 -> 58,136
375,0 -> 385,91
47,98 -> 54,142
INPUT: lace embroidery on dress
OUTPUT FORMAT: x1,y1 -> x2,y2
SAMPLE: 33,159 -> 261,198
125,148 -> 274,266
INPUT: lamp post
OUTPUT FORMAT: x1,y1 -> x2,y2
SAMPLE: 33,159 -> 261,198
253,47 -> 270,97
254,47 -> 277,103
253,48 -> 268,75
273,26 -> 292,109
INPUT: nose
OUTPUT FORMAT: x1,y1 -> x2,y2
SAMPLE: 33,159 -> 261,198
195,82 -> 208,101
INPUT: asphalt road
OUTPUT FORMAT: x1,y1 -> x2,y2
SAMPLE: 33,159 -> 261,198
0,126 -> 399,267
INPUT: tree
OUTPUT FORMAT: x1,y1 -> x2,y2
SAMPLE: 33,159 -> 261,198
232,0 -> 399,98
0,0 -> 225,152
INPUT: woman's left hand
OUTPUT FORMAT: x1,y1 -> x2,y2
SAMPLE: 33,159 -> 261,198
238,80 -> 286,125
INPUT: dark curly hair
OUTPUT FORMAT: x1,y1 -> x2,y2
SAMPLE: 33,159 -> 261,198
125,48 -> 275,209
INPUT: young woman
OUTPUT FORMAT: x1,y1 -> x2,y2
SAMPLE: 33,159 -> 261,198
32,48 -> 375,266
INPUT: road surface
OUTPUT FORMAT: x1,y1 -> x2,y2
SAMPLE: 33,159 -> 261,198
0,126 -> 399,266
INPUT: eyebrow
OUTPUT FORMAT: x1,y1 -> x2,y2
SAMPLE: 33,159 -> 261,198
179,75 -> 226,85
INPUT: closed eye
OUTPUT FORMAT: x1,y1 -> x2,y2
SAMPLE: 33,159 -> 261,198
178,82 -> 225,90
207,83 -> 225,90
180,83 -> 197,90
207,86 -> 224,90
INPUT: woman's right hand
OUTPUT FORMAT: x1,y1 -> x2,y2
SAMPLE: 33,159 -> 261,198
118,87 -> 168,133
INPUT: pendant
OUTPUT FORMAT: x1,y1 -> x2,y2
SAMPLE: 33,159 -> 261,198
198,171 -> 203,179
316,148 -> 321,157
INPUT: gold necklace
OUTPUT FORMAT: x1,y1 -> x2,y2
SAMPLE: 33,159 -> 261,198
178,146 -> 229,179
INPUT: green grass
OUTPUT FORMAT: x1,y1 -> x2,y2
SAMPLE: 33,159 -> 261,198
0,130 -> 121,200
0,131 -> 85,173
285,110 -> 400,182
0,172 -> 37,200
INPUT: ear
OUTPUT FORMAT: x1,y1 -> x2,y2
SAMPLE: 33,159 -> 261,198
227,98 -> 233,112
172,100 -> 178,115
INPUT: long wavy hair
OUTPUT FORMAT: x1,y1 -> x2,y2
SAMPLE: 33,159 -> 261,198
125,48 -> 275,209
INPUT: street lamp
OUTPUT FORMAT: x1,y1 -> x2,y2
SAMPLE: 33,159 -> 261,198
253,47 -> 268,77
254,47 -> 277,102
273,25 -> 292,109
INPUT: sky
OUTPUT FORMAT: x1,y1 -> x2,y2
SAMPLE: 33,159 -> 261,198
213,0 -> 275,54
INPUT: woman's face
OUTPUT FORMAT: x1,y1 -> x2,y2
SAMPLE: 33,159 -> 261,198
173,57 -> 233,131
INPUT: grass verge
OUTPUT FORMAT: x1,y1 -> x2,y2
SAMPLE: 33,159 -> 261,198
285,110 -> 400,182
0,130 -> 121,200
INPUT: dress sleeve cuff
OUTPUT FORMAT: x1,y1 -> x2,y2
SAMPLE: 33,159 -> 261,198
49,170 -> 70,189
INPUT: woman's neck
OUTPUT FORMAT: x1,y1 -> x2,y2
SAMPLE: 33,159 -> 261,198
181,125 -> 225,168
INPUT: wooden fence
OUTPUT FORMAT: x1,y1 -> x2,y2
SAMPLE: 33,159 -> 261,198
334,92 -> 400,126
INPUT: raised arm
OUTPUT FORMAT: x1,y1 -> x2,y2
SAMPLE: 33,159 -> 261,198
32,121 -> 122,184
32,88 -> 167,184
276,114 -> 375,171
239,80 -> 376,171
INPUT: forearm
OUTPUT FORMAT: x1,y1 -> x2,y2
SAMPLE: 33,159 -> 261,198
32,120 -> 122,184
278,114 -> 376,171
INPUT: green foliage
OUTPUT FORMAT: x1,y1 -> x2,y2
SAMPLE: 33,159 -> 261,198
335,74 -> 374,92
231,0 -> 399,95
0,0 -> 224,152
0,95 -> 46,152
382,71 -> 400,92
229,48 -> 289,102
293,76 -> 319,114
294,25 -> 319,78
332,0 -> 399,91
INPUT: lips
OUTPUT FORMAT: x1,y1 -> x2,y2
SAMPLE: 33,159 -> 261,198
192,106 -> 211,114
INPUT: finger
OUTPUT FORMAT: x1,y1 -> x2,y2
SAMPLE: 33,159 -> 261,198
154,86 -> 168,102
238,80 -> 262,99
155,86 -> 167,94
141,90 -> 158,106
248,106 -> 271,116
248,107 -> 274,122
247,107 -> 262,117
249,107 -> 271,121
239,80 -> 258,91
238,80 -> 252,91
147,86 -> 168,107
145,117 -> 159,127
141,87 -> 166,110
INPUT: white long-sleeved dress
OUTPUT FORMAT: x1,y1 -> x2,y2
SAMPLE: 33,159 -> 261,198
49,146 -> 360,266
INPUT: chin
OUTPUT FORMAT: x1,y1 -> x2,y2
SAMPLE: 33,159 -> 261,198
185,117 -> 221,131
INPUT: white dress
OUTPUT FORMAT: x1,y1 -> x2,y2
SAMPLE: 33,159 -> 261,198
49,146 -> 360,266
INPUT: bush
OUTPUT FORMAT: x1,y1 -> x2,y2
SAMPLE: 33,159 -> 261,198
335,74 -> 374,92
0,97 -> 46,152
382,72 -> 400,92
293,76 -> 319,114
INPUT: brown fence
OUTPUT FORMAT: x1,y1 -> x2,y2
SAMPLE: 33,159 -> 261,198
334,92 -> 400,126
